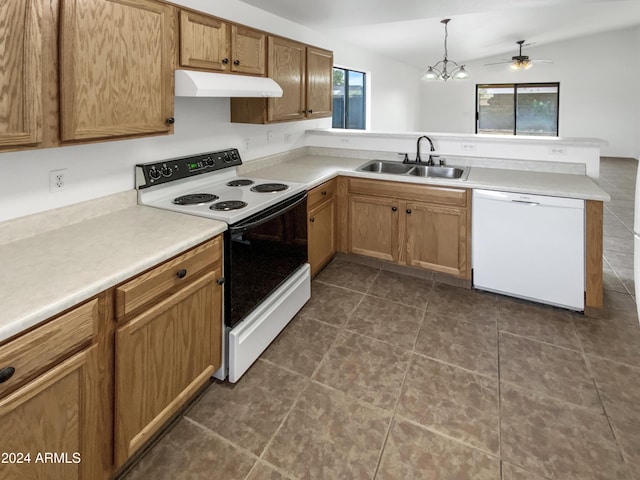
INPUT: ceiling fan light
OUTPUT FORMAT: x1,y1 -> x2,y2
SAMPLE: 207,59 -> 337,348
524,61 -> 532,70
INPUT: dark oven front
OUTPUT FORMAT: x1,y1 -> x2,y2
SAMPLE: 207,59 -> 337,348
223,191 -> 308,328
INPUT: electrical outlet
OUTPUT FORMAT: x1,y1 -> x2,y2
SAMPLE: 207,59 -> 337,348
284,133 -> 291,144
49,169 -> 67,193
461,143 -> 476,151
549,147 -> 566,155
267,130 -> 274,143
244,138 -> 250,151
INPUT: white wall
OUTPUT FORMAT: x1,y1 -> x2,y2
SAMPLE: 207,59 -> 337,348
0,0 -> 422,223
420,26 -> 640,159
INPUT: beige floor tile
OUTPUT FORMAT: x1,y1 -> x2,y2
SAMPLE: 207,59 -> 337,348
501,462 -> 551,480
497,298 -> 581,349
499,333 -> 602,410
367,269 -> 433,310
122,419 -> 255,480
261,316 -> 339,376
376,418 -> 500,480
185,360 -> 308,456
245,461 -> 294,480
313,332 -> 412,410
398,354 -> 500,454
576,320 -> 640,367
315,259 -> 379,292
610,417 -> 640,467
500,384 -> 629,480
426,283 -> 498,326
345,295 -> 424,350
263,382 -> 391,480
589,356 -> 640,425
298,281 -> 364,326
414,312 -> 498,377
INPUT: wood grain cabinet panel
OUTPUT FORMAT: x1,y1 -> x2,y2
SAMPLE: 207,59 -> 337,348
306,47 -> 333,118
268,36 -> 307,122
179,10 -> 230,71
0,0 -> 56,148
114,269 -> 222,466
348,195 -> 400,262
231,25 -> 266,75
308,180 -> 337,276
59,0 -> 175,141
0,346 -> 97,480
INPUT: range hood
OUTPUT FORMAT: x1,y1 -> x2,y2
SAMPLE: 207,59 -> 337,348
174,70 -> 283,98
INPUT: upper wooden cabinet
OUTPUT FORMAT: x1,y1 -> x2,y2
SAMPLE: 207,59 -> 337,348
179,10 -> 266,75
231,38 -> 333,124
306,46 -> 333,119
0,0 -> 58,150
59,0 -> 176,142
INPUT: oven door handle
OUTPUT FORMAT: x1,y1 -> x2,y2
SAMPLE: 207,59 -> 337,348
229,191 -> 307,234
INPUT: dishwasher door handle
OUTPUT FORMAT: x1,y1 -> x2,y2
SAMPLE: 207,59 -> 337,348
511,200 -> 540,206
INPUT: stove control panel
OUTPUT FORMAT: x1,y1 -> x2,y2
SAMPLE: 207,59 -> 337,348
136,149 -> 242,189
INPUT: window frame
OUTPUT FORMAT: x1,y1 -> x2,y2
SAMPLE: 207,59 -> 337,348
332,66 -> 367,130
475,82 -> 560,136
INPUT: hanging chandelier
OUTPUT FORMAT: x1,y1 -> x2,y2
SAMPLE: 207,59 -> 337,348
423,19 -> 470,81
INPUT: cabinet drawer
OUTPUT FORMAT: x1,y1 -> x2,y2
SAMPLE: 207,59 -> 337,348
116,237 -> 222,319
308,179 -> 336,209
348,178 -> 468,207
0,298 -> 99,398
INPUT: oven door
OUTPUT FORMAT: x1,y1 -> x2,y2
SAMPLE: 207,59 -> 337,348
225,191 -> 311,382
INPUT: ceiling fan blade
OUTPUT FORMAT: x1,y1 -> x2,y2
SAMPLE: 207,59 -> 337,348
530,59 -> 553,63
483,60 -> 512,66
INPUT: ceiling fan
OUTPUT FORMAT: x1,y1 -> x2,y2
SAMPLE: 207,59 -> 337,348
485,40 -> 553,70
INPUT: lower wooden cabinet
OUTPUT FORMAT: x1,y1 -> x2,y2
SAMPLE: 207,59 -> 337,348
114,239 -> 223,466
346,179 -> 471,278
308,180 -> 337,276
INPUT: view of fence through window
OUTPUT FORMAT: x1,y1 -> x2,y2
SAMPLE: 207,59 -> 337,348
332,67 -> 366,129
476,83 -> 559,136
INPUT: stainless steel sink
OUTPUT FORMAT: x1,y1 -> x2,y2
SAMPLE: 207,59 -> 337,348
408,165 -> 468,179
356,160 -> 415,175
356,160 -> 469,180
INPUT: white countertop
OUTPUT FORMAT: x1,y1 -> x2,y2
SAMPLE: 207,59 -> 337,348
0,205 -> 226,343
240,155 -> 611,201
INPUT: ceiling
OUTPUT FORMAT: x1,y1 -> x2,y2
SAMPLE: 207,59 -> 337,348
237,0 -> 640,69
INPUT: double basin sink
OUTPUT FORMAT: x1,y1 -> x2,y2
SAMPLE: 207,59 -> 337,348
357,160 -> 469,180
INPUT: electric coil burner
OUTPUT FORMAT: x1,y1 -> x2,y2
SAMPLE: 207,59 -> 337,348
173,193 -> 219,205
135,148 -> 311,384
227,179 -> 254,187
251,183 -> 289,193
210,200 -> 248,211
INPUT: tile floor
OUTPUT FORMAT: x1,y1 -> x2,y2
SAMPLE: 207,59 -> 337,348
122,158 -> 640,480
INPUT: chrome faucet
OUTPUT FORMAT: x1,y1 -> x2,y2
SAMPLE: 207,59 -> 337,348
416,135 -> 437,165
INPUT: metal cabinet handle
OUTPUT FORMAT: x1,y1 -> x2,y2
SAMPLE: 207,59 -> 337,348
217,277 -> 225,285
310,217 -> 315,223
177,269 -> 187,279
391,207 -> 397,212
0,366 -> 15,383
233,59 -> 240,66
222,58 -> 229,64
166,117 -> 175,125
321,191 -> 327,196
406,209 -> 412,214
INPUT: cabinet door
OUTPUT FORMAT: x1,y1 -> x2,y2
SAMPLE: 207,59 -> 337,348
0,0 -> 43,147
268,36 -> 306,122
114,270 -> 222,466
60,0 -> 175,141
406,202 -> 469,277
231,25 -> 266,75
348,195 -> 399,262
308,198 -> 336,276
180,10 -> 230,71
306,47 -> 333,119
0,347 -> 95,480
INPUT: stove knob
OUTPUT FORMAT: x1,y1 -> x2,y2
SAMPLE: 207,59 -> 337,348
223,152 -> 231,163
205,157 -> 215,167
149,167 -> 161,180
161,166 -> 172,177
230,151 -> 239,161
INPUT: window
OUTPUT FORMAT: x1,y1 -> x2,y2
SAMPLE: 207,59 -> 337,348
476,83 -> 559,136
332,67 -> 366,129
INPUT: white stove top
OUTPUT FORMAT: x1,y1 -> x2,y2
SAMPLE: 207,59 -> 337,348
138,166 -> 307,224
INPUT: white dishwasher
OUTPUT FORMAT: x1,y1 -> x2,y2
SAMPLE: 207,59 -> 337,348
472,189 -> 585,311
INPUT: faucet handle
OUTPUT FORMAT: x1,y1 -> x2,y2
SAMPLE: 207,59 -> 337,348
399,153 -> 410,164
439,158 -> 446,166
